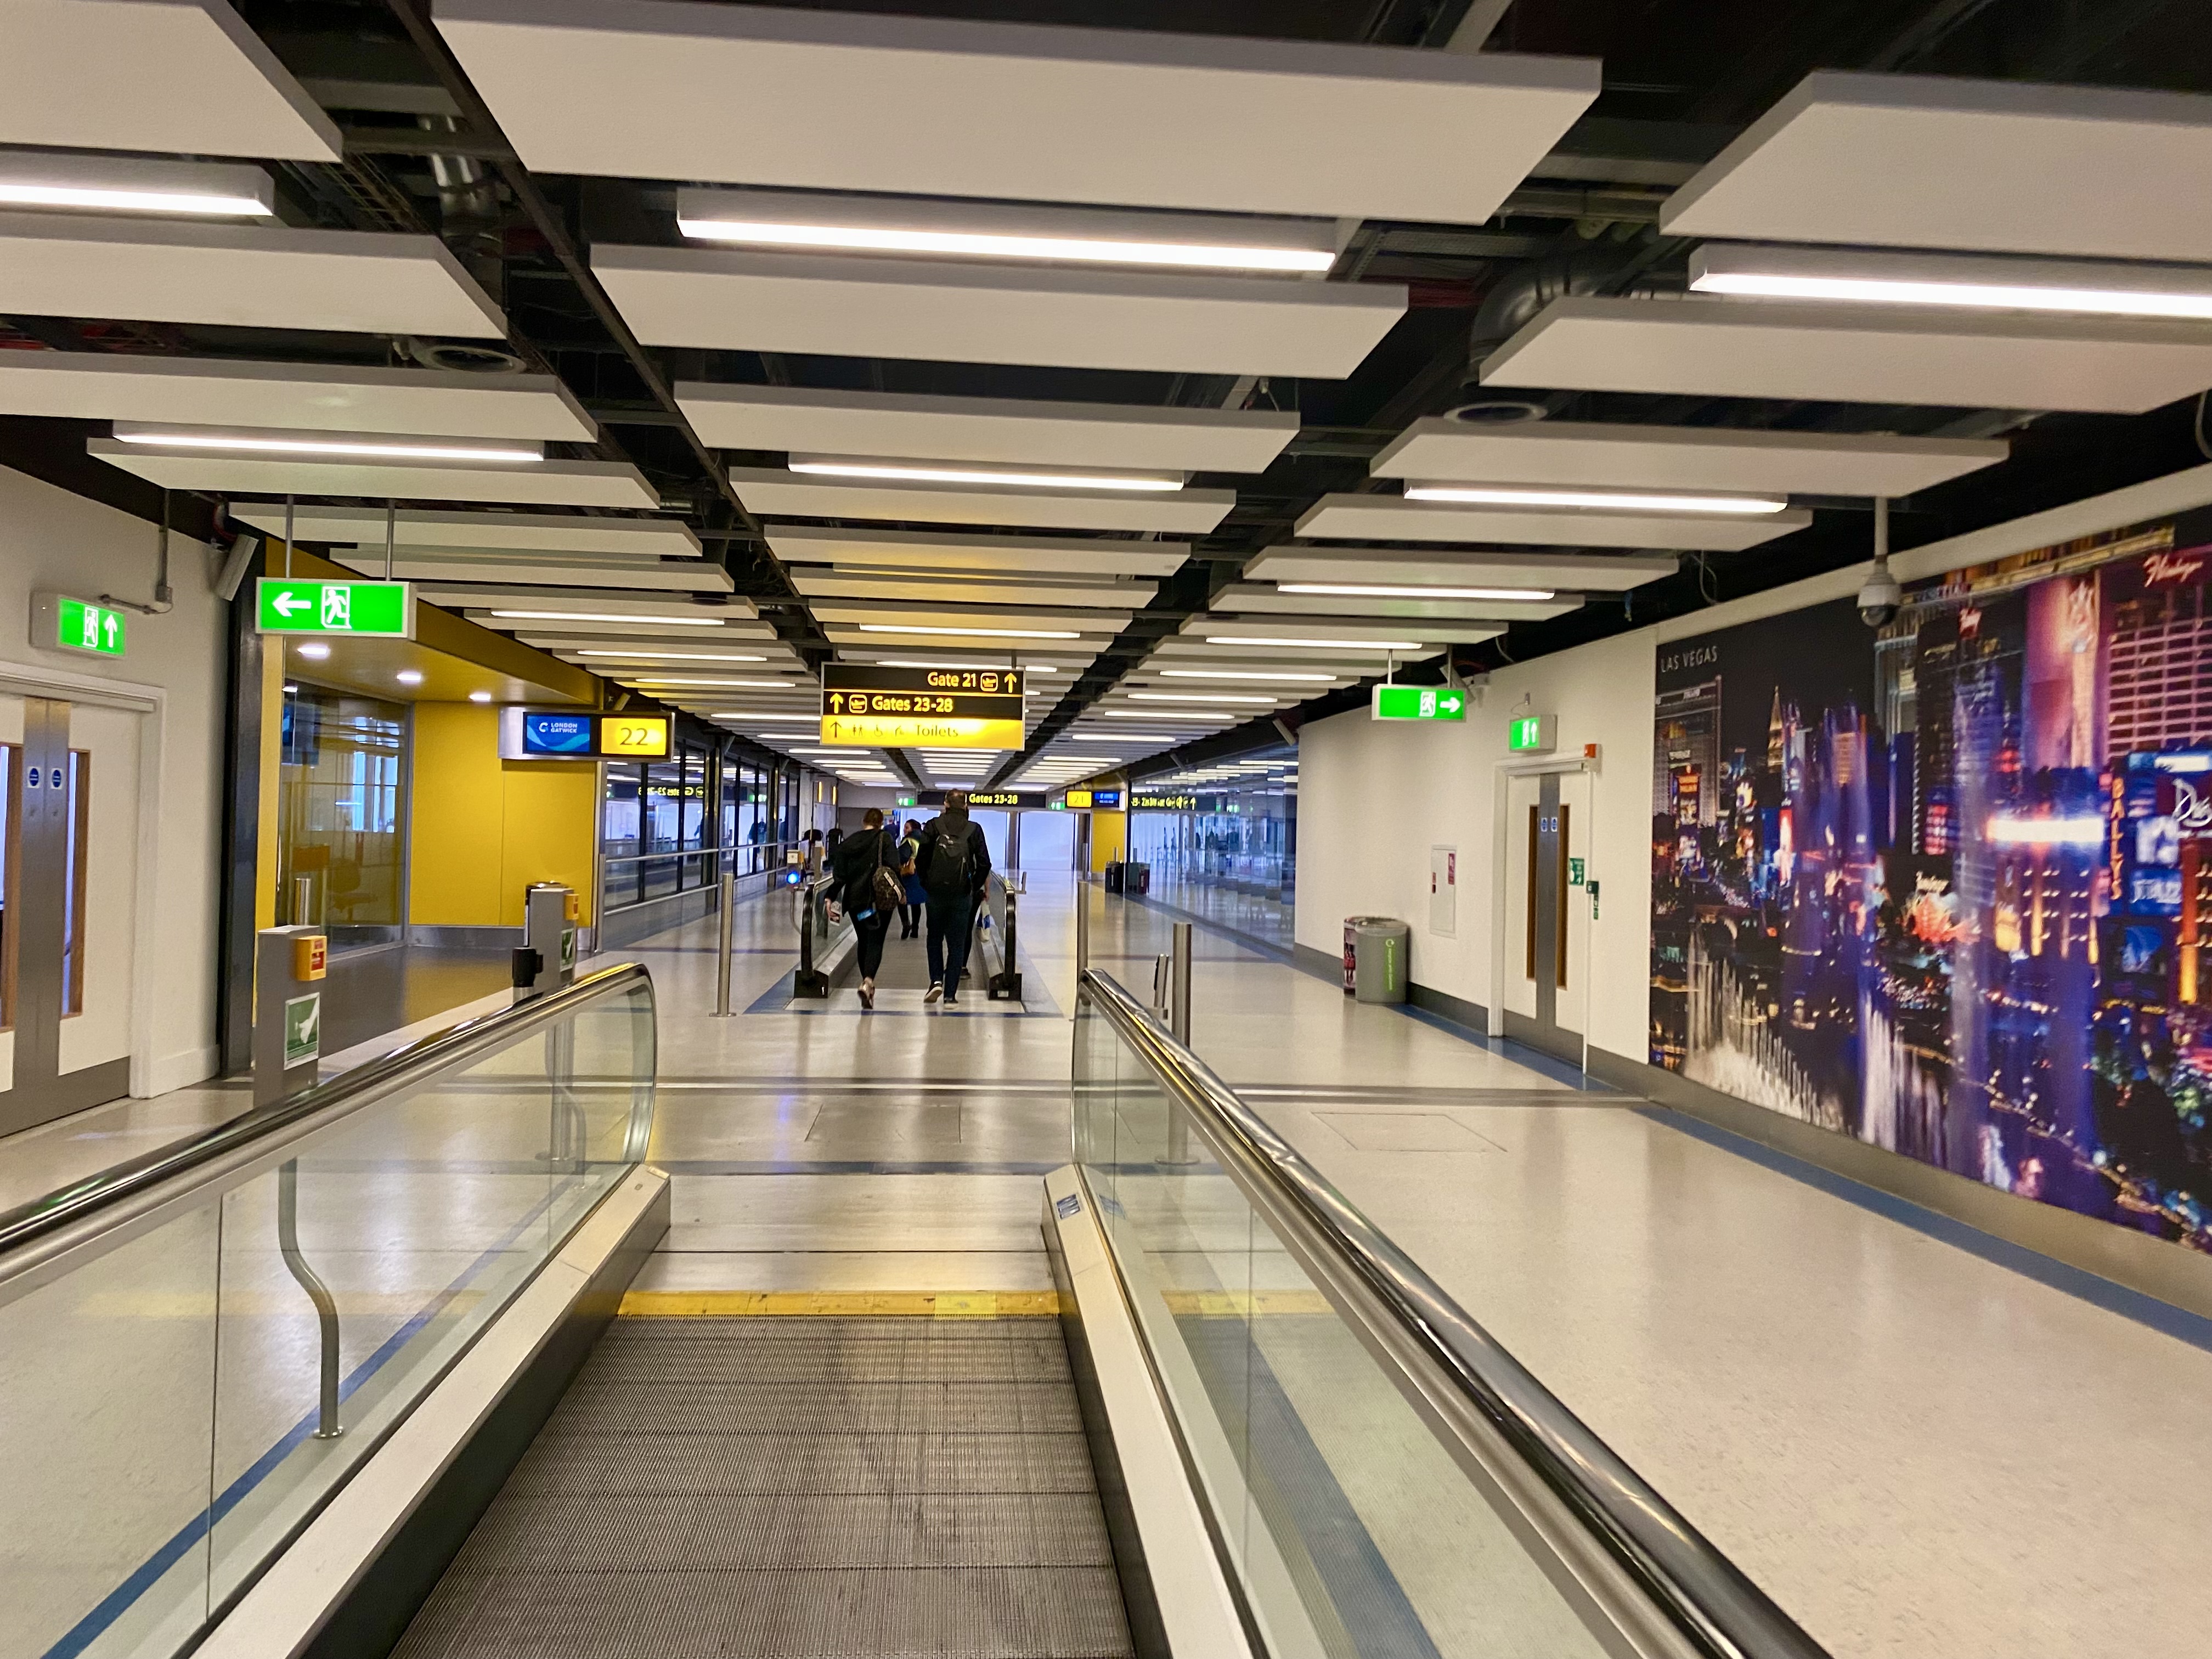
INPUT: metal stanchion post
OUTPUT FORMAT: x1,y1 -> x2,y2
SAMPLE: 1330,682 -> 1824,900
1075,871 -> 1090,979
714,866 -> 735,1017
1165,922 -> 1195,1163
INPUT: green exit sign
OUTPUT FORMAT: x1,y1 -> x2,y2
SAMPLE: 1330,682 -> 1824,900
1509,713 -> 1556,754
1371,683 -> 1466,723
897,794 -> 917,808
35,594 -> 128,658
256,578 -> 413,638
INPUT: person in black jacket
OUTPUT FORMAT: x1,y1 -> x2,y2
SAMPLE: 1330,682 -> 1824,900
918,792 -> 991,1006
828,806 -> 899,1009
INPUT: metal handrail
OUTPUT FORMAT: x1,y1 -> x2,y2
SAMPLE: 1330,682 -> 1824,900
1077,967 -> 1830,1659
601,842 -> 799,868
0,961 -> 657,1294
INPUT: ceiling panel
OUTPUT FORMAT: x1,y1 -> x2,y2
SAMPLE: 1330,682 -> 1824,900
730,467 -> 1233,533
595,247 -> 1405,379
1296,490 -> 1810,550
0,355 -> 594,440
1371,417 -> 2006,496
232,505 -> 699,556
679,384 -> 1297,473
767,524 -> 1187,578
1,0 -> 341,160
335,552 -> 733,590
423,585 -> 759,617
1176,616 -> 1500,645
1214,586 -> 1581,623
1660,71 -> 2212,263
814,601 -> 1132,633
1482,296 -> 2212,416
0,213 -> 505,337
791,572 -> 1156,608
482,614 -> 776,639
92,443 -> 659,508
535,636 -> 804,663
438,0 -> 1595,221
1244,546 -> 1677,590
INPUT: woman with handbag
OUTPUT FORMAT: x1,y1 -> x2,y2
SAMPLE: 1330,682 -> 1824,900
897,818 -> 926,939
830,807 -> 904,1008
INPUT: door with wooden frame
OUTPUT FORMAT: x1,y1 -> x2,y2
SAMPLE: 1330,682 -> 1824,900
1504,768 -> 1591,1067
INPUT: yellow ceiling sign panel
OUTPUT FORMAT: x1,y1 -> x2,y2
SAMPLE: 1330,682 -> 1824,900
820,714 -> 1024,749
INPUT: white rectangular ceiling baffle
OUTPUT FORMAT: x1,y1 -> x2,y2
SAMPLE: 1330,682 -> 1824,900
791,572 -> 1156,610
678,384 -> 1298,473
91,443 -> 661,509
811,601 -> 1133,633
0,213 -> 505,337
477,614 -> 781,640
0,355 -> 595,441
766,524 -> 1188,578
333,552 -> 735,590
1660,71 -> 2212,264
594,247 -> 1406,379
1214,585 -> 1581,623
231,504 -> 700,557
1372,416 -> 2007,496
1177,615 -> 1503,645
1245,546 -> 1678,590
2,0 -> 341,160
436,0 -> 1596,221
1295,492 -> 1810,550
1480,296 -> 2212,416
730,468 -> 1234,534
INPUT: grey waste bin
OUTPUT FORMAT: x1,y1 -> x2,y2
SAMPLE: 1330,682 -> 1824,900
1351,917 -> 1410,1005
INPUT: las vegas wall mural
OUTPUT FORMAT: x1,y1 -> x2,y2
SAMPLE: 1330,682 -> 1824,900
1651,509 -> 2212,1248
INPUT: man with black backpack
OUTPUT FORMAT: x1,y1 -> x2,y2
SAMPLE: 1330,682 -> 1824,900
918,791 -> 991,1006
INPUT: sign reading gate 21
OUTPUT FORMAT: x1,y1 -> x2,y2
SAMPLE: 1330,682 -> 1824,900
255,578 -> 414,639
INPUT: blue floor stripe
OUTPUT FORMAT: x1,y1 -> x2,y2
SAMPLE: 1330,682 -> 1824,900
43,1175 -> 589,1659
1635,1104 -> 2212,1356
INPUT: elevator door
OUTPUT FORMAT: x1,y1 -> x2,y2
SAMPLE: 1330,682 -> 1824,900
0,695 -> 137,1136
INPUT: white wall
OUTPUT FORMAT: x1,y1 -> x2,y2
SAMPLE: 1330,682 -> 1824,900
1295,461 -> 2212,1068
0,465 -> 227,1094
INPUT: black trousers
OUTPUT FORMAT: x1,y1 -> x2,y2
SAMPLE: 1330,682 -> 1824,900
855,909 -> 893,979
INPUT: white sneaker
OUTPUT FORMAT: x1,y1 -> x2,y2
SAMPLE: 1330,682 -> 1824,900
924,981 -> 943,1003
859,978 -> 876,1009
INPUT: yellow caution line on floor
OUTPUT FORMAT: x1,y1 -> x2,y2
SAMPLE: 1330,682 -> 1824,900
619,1290 -> 1062,1319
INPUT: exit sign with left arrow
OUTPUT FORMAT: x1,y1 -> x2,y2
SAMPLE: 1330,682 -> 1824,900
1371,684 -> 1468,723
256,578 -> 414,639
34,594 -> 128,658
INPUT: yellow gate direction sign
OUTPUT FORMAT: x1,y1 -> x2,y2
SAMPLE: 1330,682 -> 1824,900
821,713 -> 1026,749
819,664 -> 1026,749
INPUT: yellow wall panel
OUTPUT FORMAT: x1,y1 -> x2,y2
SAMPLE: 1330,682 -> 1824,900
499,760 -> 599,926
1089,809 -> 1127,873
408,703 -> 505,927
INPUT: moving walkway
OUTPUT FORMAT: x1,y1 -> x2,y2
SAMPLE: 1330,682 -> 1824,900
1,961 -> 1828,1659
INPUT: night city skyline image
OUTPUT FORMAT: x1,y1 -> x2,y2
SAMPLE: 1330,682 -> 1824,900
1652,512 -> 2212,1248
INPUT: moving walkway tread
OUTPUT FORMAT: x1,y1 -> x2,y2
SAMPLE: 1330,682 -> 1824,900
394,1314 -> 1136,1659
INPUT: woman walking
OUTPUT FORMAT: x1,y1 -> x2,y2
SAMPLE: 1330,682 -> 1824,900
898,818 -> 926,939
830,808 -> 901,1008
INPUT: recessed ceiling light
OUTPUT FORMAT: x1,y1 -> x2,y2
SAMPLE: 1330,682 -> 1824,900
1207,635 -> 1425,651
397,670 -> 425,686
283,682 -> 299,694
788,455 -> 1183,493
1690,241 -> 2212,323
1159,669 -> 1336,682
577,650 -> 769,663
1128,692 -> 1282,704
492,610 -> 727,627
674,186 -> 1336,274
858,625 -> 1081,640
112,423 -> 543,464
1401,483 -> 1786,515
0,153 -> 275,218
1276,582 -> 1558,601
1098,710 -> 1235,720
623,677 -> 802,689
295,642 -> 332,661
469,690 -> 494,703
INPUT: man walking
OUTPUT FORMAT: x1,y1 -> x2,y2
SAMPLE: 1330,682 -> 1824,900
919,791 -> 991,1006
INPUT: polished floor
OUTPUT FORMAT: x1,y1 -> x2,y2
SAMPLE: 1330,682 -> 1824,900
14,872 -> 2212,1659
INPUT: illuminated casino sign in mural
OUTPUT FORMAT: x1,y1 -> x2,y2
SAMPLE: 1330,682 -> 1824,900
1651,511 -> 2212,1249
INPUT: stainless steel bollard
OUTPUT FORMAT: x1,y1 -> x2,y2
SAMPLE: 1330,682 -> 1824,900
714,867 -> 735,1017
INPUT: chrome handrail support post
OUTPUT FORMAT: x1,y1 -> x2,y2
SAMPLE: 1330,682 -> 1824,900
714,868 -> 736,1017
276,1158 -> 343,1440
1164,922 -> 1195,1163
1074,872 -> 1091,980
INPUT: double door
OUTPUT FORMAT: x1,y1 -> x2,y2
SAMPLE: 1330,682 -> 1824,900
1501,769 -> 1590,1067
0,695 -> 138,1136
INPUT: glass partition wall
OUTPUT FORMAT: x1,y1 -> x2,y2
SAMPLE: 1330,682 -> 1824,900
598,746 -> 821,919
276,690 -> 408,950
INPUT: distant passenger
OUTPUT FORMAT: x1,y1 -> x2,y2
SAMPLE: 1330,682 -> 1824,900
898,818 -> 926,939
919,792 -> 991,1006
830,807 -> 900,1009
802,827 -> 825,876
825,825 -> 844,855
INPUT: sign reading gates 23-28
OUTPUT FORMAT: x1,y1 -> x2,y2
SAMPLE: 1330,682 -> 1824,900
256,578 -> 414,639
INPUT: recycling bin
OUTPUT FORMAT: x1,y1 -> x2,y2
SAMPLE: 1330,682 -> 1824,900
1347,916 -> 1410,1004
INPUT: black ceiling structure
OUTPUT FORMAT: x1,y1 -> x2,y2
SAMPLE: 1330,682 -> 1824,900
3,0 -> 2210,788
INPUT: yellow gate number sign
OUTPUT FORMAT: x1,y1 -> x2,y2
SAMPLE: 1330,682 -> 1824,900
599,716 -> 670,757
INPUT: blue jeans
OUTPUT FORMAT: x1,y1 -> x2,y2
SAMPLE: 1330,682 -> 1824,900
926,893 -> 976,994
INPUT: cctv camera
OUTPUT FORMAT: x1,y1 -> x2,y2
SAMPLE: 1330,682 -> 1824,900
1858,564 -> 1902,629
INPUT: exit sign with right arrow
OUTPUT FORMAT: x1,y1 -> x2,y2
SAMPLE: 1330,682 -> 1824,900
256,578 -> 414,639
1370,684 -> 1467,723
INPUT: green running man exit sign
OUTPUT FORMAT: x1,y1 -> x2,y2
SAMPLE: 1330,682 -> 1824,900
35,594 -> 128,658
1370,684 -> 1466,722
1508,713 -> 1557,754
256,578 -> 414,638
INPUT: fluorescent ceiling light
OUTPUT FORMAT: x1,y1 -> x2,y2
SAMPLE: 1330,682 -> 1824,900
1159,669 -> 1336,682
1098,710 -> 1234,720
112,422 -> 542,464
858,625 -> 1081,640
1691,241 -> 2212,323
622,677 -> 801,688
1128,692 -> 1281,704
295,642 -> 331,661
1207,635 -> 1425,651
0,153 -> 275,219
789,455 -> 1182,493
674,187 -> 1336,275
1401,483 -> 1785,514
1276,582 -> 1558,601
396,670 -> 425,686
492,610 -> 726,626
873,658 -> 1062,672
576,650 -> 769,663
469,690 -> 493,703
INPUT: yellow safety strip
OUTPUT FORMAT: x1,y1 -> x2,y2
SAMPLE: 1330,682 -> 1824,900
619,1290 -> 1062,1319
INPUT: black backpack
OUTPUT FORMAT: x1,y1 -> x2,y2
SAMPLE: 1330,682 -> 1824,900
922,818 -> 974,894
